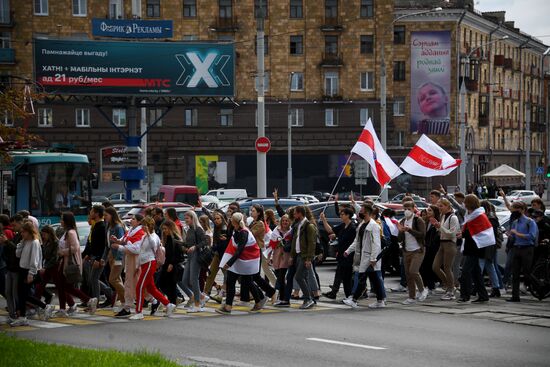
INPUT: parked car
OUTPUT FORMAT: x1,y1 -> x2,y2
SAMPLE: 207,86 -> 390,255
157,185 -> 200,206
51,221 -> 91,252
500,190 -> 540,205
235,198 -> 304,217
390,193 -> 426,203
113,203 -> 140,218
122,202 -> 192,225
489,198 -> 509,212
290,194 -> 319,204
206,189 -> 248,203
363,195 -> 381,202
200,195 -> 221,209
91,195 -> 109,205
308,191 -> 331,202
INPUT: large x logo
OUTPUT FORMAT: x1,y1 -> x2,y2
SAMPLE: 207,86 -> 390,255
179,52 -> 218,88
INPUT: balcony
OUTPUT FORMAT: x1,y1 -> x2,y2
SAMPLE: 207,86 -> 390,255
504,58 -> 513,69
320,52 -> 343,67
209,16 -> 239,32
0,48 -> 14,64
320,16 -> 343,31
494,55 -> 504,67
494,118 -> 503,128
513,60 -> 521,72
504,119 -> 511,129
464,78 -> 478,92
322,94 -> 343,101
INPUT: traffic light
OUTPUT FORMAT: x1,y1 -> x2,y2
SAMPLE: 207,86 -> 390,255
547,166 -> 550,178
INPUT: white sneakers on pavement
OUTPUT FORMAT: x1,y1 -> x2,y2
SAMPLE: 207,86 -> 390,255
402,298 -> 417,305
88,297 -> 98,314
187,306 -> 205,313
417,289 -> 429,302
343,298 -> 359,309
391,284 -> 407,292
165,303 -> 176,317
129,312 -> 144,320
368,301 -> 386,309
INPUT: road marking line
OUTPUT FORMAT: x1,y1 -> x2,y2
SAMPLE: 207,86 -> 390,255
307,338 -> 387,350
49,317 -> 100,325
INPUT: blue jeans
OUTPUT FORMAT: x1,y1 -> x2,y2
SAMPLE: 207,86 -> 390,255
376,270 -> 387,299
479,258 -> 502,290
493,256 -> 504,289
181,253 -> 201,303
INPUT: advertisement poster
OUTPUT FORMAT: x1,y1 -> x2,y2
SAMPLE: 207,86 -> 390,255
195,155 -> 218,194
410,31 -> 451,135
35,39 -> 234,96
100,146 -> 127,182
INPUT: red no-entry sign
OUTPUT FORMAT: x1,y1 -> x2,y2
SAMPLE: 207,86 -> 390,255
255,136 -> 271,153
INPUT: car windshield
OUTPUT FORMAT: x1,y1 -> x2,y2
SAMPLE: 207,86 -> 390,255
508,191 -> 519,196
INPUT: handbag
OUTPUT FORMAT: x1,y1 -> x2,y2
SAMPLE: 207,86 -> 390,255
198,246 -> 213,267
63,234 -> 82,285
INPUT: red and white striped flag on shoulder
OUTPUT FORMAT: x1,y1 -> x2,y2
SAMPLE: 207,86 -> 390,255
462,208 -> 495,249
351,118 -> 402,187
400,134 -> 461,177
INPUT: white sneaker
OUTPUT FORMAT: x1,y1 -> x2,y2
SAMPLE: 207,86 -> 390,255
187,306 -> 204,313
440,292 -> 456,301
200,295 -> 210,308
368,301 -> 386,309
88,297 -> 98,314
418,289 -> 429,302
67,304 -> 78,316
184,299 -> 194,309
43,304 -> 54,320
343,298 -> 358,309
9,317 -> 29,327
391,284 -> 407,292
402,298 -> 417,305
165,303 -> 176,317
55,309 -> 69,318
129,312 -> 144,320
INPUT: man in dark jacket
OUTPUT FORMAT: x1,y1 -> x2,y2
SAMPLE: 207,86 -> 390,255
289,206 -> 317,309
82,205 -> 113,307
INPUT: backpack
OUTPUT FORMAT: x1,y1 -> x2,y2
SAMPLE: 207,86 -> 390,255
154,238 -> 166,266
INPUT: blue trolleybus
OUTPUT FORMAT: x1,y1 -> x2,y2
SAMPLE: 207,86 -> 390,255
1,149 -> 93,225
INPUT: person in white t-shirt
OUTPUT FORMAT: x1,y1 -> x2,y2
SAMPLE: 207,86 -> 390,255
398,201 -> 427,305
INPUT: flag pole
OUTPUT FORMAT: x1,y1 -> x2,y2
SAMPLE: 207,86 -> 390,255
322,153 -> 353,214
375,166 -> 402,203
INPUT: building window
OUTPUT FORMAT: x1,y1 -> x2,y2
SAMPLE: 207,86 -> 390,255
146,0 -> 160,17
290,72 -> 303,91
34,0 -> 48,15
360,0 -> 373,18
1,111 -> 13,126
72,0 -> 86,16
184,108 -> 198,126
112,108 -> 126,127
255,72 -> 269,92
324,71 -> 339,96
360,108 -> 369,126
360,35 -> 374,54
254,0 -> 268,18
325,35 -> 338,55
183,0 -> 196,17
109,0 -> 123,19
255,35 -> 268,55
393,61 -> 405,81
289,108 -> 304,127
220,109 -> 233,126
255,109 -> 269,127
38,108 -> 52,127
149,108 -> 163,127
290,35 -> 303,55
394,25 -> 405,44
325,0 -> 338,19
360,71 -> 374,91
397,131 -> 405,147
393,98 -> 405,116
75,108 -> 90,127
0,32 -> 10,48
290,0 -> 302,18
131,0 -> 141,17
219,0 -> 232,18
325,108 -> 338,127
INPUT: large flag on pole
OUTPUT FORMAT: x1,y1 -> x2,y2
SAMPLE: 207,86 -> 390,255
351,118 -> 402,187
400,134 -> 461,177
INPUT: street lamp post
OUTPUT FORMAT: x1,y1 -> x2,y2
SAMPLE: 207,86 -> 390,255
542,47 -> 550,201
288,72 -> 294,197
459,36 -> 508,192
379,7 -> 441,201
256,0 -> 267,197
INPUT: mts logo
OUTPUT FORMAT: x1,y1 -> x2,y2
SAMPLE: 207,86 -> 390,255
144,79 -> 171,87
175,52 -> 231,88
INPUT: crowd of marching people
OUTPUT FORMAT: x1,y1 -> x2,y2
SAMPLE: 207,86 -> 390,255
0,185 -> 548,326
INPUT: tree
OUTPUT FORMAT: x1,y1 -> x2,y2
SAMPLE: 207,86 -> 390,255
0,84 -> 43,160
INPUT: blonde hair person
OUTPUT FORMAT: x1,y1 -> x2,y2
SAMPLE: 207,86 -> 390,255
181,210 -> 209,312
199,214 -> 213,246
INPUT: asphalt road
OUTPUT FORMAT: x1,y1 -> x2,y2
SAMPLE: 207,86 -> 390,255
16,302 -> 549,367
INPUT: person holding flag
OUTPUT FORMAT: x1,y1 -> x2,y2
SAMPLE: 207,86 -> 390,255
400,134 -> 461,177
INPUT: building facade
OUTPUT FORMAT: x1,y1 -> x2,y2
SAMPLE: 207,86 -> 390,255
1,0 -> 548,196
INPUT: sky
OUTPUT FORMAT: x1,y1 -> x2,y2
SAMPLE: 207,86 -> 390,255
475,0 -> 550,44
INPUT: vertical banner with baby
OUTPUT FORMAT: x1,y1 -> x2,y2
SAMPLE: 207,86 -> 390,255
410,31 -> 452,135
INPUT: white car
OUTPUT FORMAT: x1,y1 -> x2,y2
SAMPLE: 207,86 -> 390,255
500,190 -> 540,205
488,198 -> 509,212
290,194 -> 319,204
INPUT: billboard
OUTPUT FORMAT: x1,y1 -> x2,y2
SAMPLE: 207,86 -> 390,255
34,39 -> 235,96
410,31 -> 451,135
91,19 -> 173,38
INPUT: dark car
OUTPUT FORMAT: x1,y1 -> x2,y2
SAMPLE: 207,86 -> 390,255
308,191 -> 332,202
235,198 -> 305,217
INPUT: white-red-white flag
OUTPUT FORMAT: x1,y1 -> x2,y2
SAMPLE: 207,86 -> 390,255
351,119 -> 402,187
400,134 -> 461,177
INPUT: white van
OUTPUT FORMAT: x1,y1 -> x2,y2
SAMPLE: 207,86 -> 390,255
206,189 -> 248,202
